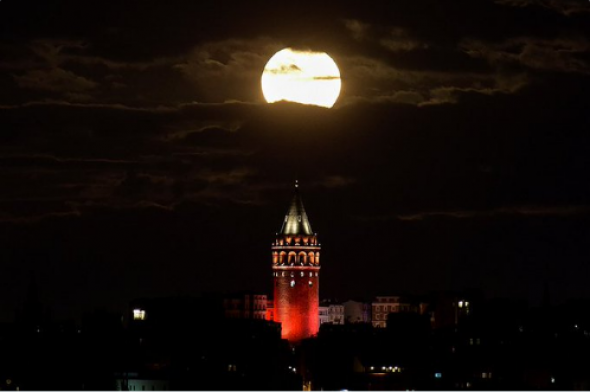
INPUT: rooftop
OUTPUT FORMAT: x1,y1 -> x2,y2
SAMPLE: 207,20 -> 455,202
279,181 -> 314,236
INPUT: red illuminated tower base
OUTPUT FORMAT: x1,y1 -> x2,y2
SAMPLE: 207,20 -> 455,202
271,183 -> 321,343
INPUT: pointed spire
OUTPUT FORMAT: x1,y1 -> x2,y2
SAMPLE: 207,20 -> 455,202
279,181 -> 313,235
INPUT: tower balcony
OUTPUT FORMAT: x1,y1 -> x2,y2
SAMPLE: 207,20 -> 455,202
271,245 -> 321,251
272,265 -> 321,271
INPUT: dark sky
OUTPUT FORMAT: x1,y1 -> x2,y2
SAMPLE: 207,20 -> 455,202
1,0 -> 590,321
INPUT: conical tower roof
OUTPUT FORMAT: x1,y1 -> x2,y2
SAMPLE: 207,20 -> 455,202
279,181 -> 313,236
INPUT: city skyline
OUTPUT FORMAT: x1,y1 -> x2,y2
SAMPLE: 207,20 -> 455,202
1,0 -> 590,322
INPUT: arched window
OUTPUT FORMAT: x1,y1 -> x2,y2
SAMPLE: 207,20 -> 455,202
279,251 -> 286,264
308,252 -> 315,264
315,252 -> 320,264
298,252 -> 307,264
288,252 -> 296,264
272,252 -> 278,264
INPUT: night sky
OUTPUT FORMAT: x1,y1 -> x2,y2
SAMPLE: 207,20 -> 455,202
1,0 -> 590,322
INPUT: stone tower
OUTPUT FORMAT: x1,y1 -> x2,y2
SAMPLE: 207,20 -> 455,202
271,182 -> 321,342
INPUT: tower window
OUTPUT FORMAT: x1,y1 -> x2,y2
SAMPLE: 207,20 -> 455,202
290,280 -> 295,288
309,272 -> 313,277
300,271 -> 304,277
309,281 -> 313,287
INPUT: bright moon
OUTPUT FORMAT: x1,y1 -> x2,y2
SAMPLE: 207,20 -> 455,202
261,48 -> 341,108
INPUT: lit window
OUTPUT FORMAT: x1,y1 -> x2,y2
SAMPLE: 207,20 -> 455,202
282,272 -> 285,277
133,309 -> 146,321
315,272 -> 318,277
300,271 -> 305,277
309,281 -> 313,287
435,373 -> 442,379
290,280 -> 295,288
290,272 -> 294,277
458,301 -> 464,308
309,272 -> 313,277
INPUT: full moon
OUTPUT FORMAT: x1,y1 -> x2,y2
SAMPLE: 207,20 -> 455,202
261,48 -> 341,108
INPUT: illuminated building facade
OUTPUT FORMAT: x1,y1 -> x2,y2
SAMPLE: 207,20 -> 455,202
372,296 -> 413,328
223,293 -> 267,320
319,301 -> 345,325
271,183 -> 320,342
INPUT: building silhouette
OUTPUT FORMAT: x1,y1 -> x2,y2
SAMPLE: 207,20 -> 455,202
223,293 -> 268,320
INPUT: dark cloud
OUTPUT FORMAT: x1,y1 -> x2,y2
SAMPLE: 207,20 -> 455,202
462,37 -> 590,74
0,0 -> 589,319
396,205 -> 590,221
14,68 -> 98,93
267,64 -> 303,74
174,38 -> 281,103
495,0 -> 590,16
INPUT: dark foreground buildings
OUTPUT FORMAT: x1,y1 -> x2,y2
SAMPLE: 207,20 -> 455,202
3,293 -> 590,390
301,297 -> 590,390
2,188 -> 590,390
